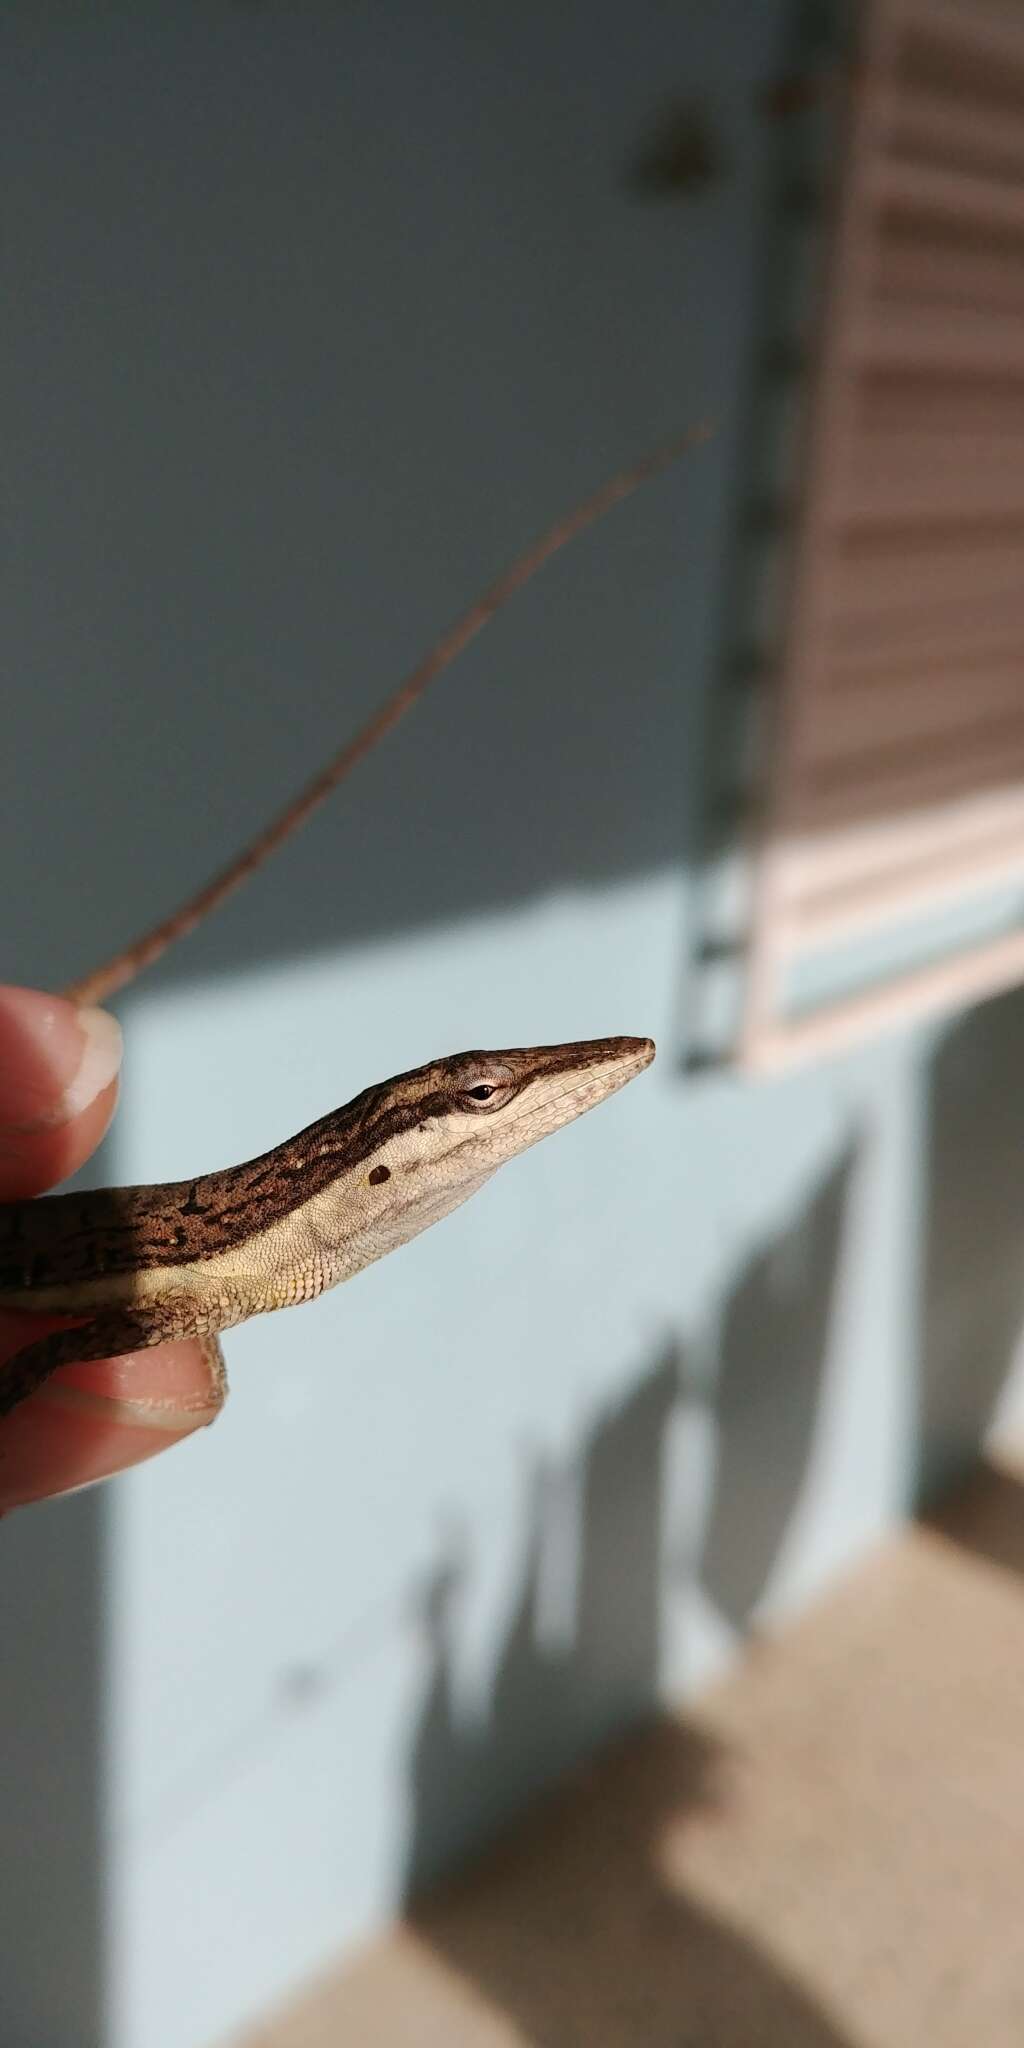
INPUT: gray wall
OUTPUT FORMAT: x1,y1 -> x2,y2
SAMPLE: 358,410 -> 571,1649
4,7 -> 1024,2047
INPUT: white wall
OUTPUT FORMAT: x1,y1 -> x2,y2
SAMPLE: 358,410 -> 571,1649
6,6 -> 1024,2046
107,884 -> 923,2048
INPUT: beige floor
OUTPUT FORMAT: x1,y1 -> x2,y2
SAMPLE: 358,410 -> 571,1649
239,1449 -> 1024,2047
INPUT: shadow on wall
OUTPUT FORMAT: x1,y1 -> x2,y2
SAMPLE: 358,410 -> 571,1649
400,1138 -> 854,2046
2,0 -> 728,1003
404,1143 -> 852,1898
395,984 -> 1024,2041
404,1343 -> 679,1898
699,1146 -> 852,1626
918,983 -> 1024,1504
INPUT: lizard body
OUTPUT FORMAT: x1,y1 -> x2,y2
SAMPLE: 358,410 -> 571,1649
0,1036 -> 654,1415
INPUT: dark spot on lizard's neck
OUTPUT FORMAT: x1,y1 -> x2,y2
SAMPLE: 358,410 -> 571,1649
0,1046 -> 631,1290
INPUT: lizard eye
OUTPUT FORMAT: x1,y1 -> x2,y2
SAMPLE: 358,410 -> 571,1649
452,1062 -> 517,1112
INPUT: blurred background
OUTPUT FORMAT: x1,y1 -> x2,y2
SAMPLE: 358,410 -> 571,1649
5,2 -> 1024,2045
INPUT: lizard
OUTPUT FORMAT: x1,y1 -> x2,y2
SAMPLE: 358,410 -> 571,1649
2,434 -> 700,1429
0,1036 -> 654,1416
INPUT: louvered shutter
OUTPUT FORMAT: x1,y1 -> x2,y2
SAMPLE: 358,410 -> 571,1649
740,0 -> 1024,1072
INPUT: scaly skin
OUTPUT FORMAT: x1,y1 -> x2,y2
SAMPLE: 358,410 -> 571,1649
0,1037 -> 654,1414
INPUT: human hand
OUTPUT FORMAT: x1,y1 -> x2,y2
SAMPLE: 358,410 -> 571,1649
0,985 -> 225,1511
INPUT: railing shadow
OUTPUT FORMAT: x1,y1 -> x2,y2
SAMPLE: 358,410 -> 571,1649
400,1135 -> 854,2040
918,982 -> 1024,1504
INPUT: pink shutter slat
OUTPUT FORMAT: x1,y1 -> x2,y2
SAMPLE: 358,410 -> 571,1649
740,0 -> 1024,1071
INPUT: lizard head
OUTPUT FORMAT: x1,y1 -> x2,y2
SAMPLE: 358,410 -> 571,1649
423,1036 -> 657,1168
346,1037 -> 656,1260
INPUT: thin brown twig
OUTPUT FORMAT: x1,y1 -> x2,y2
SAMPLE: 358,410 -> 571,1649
64,422 -> 712,1008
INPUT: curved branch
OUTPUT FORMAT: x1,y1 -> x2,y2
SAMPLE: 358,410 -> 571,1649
65,423 -> 711,1007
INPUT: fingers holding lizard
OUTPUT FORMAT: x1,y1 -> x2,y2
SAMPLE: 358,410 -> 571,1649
0,985 -> 225,1512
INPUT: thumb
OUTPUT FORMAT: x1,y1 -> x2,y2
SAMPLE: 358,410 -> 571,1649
0,985 -> 123,1198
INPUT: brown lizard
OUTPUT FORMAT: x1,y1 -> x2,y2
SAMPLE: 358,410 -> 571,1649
0,1038 -> 654,1415
3,433 -> 700,1422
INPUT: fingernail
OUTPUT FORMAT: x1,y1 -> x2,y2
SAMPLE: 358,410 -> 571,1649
0,987 -> 123,1131
58,1007 -> 124,1122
